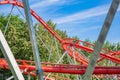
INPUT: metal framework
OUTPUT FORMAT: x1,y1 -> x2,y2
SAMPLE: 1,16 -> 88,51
0,30 -> 24,80
22,0 -> 43,80
83,0 -> 120,80
0,0 -> 120,79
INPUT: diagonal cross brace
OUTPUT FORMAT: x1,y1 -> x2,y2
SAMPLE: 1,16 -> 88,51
0,30 -> 24,80
82,0 -> 120,80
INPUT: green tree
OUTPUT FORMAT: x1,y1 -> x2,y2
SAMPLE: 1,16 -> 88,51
0,14 -> 68,79
1,14 -> 120,80
0,14 -> 33,60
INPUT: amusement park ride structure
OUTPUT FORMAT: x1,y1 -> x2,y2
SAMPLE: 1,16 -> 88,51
0,0 -> 120,80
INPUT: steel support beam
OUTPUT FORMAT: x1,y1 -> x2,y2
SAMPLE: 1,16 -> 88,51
0,30 -> 24,80
22,0 -> 44,80
82,0 -> 120,80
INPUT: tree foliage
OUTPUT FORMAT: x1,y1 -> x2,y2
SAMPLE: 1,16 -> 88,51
0,14 -> 68,79
0,14 -> 68,61
0,14 -> 32,60
0,14 -> 120,79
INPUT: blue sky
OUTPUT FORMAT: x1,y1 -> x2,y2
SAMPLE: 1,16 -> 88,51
0,0 -> 120,43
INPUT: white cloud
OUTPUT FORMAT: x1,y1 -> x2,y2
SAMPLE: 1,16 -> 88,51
30,0 -> 70,9
79,26 -> 100,34
53,4 -> 120,24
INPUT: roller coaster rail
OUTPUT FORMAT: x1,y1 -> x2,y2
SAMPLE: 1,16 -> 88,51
0,0 -> 120,80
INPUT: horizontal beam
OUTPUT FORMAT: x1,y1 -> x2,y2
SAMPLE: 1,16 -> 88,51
1,58 -> 120,75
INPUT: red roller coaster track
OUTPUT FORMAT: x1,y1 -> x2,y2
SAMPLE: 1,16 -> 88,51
0,0 -> 120,79
1,58 -> 120,75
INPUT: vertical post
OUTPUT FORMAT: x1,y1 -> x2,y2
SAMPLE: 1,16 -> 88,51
22,0 -> 44,80
82,0 -> 120,80
0,30 -> 24,80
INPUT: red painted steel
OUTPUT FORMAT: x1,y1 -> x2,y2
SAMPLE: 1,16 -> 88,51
0,0 -> 89,65
1,58 -> 120,75
62,38 -> 120,64
0,0 -> 120,78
